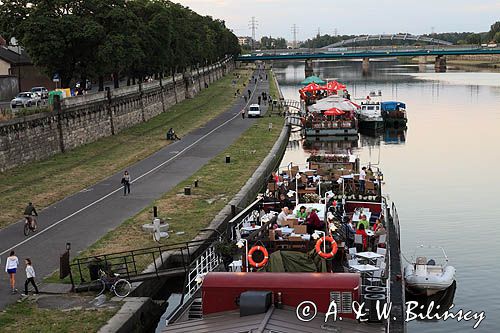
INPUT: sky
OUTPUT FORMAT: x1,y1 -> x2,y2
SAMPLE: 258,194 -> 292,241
177,0 -> 500,40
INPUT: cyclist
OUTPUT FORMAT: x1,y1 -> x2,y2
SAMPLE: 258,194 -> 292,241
24,202 -> 38,230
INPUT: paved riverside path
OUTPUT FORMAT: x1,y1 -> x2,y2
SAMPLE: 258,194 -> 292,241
0,68 -> 272,310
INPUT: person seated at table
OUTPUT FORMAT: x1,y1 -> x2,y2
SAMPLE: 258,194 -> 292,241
296,206 -> 307,220
276,207 -> 289,227
374,223 -> 387,248
356,223 -> 368,251
279,193 -> 293,210
306,208 -> 324,235
343,220 -> 356,248
373,219 -> 383,232
357,215 -> 369,231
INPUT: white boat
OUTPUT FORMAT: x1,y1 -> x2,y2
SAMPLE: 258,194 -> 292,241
404,246 -> 456,296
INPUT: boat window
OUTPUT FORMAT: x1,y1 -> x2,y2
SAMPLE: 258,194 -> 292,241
367,106 -> 374,111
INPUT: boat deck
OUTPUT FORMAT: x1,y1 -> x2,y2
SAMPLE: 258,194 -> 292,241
163,306 -> 385,333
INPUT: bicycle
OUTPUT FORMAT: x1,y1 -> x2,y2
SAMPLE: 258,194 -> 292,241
23,216 -> 37,236
96,269 -> 132,298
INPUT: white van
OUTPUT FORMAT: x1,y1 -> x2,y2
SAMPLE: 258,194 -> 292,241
247,104 -> 261,117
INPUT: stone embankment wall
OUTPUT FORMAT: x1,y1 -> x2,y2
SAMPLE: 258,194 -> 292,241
0,59 -> 234,171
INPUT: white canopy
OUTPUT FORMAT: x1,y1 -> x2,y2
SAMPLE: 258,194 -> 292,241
309,95 -> 359,113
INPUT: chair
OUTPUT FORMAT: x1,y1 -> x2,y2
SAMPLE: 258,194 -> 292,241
348,247 -> 357,256
377,234 -> 387,247
375,258 -> 385,268
354,234 -> 364,251
376,247 -> 387,256
348,259 -> 358,267
367,262 -> 386,286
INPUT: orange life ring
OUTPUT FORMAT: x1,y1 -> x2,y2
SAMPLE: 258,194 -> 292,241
315,236 -> 338,259
247,245 -> 269,268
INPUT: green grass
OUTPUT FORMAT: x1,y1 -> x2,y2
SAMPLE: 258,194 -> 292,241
46,71 -> 285,283
0,299 -> 117,333
0,67 -> 252,229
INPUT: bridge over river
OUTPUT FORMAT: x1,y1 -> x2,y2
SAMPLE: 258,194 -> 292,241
238,40 -> 500,73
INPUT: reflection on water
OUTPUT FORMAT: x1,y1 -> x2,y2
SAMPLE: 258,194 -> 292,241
276,60 -> 500,333
406,282 -> 458,322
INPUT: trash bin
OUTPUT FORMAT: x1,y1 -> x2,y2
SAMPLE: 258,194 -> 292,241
48,90 -> 63,105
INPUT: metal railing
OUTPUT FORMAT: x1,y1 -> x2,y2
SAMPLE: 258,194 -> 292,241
70,238 -> 215,286
184,245 -> 221,301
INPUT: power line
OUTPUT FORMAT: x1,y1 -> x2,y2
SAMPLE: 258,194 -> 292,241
249,17 -> 258,50
291,24 -> 299,48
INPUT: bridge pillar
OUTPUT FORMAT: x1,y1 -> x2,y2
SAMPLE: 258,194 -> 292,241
362,57 -> 370,75
305,59 -> 314,77
434,55 -> 447,72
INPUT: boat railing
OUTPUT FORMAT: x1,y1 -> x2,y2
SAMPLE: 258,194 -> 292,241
166,242 -> 222,324
227,197 -> 264,240
308,119 -> 355,129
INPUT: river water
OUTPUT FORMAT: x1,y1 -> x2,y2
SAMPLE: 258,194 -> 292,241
274,60 -> 500,333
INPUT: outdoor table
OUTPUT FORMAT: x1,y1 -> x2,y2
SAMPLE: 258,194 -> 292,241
350,264 -> 379,282
355,251 -> 383,265
229,260 -> 242,272
365,229 -> 375,237
290,233 -> 310,241
276,227 -> 294,236
241,225 -> 261,232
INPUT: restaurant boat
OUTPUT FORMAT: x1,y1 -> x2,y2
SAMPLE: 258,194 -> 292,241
160,151 -> 406,333
404,245 -> 456,296
302,94 -> 359,138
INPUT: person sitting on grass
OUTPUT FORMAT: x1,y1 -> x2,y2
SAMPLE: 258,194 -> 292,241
166,128 -> 180,140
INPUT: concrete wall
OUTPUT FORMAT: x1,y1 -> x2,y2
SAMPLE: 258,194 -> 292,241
0,75 -> 18,101
0,59 -> 234,172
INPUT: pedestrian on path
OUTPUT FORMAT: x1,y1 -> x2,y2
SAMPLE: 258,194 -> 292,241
247,89 -> 251,98
22,258 -> 39,296
258,96 -> 261,105
121,170 -> 131,196
5,250 -> 19,294
241,108 -> 245,119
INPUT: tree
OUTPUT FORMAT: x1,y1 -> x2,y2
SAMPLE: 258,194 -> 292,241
0,0 -> 240,88
488,21 -> 500,41
494,32 -> 500,44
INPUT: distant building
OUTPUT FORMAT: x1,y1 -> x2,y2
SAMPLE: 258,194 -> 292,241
0,44 -> 53,99
238,36 -> 253,46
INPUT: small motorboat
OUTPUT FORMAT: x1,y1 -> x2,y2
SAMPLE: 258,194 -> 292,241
404,246 -> 456,296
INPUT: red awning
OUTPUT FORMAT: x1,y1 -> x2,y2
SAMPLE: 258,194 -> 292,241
321,80 -> 347,91
324,107 -> 345,116
300,83 -> 322,92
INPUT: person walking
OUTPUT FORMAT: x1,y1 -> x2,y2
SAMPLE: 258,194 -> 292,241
359,167 -> 366,193
241,108 -> 245,119
121,170 -> 131,196
22,258 -> 39,296
5,250 -> 19,294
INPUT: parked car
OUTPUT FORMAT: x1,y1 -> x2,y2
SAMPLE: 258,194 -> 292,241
247,104 -> 261,117
31,86 -> 49,99
10,92 -> 40,109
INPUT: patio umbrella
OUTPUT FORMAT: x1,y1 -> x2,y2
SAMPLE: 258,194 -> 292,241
324,107 -> 345,116
322,80 -> 347,91
300,75 -> 326,85
300,83 -> 322,92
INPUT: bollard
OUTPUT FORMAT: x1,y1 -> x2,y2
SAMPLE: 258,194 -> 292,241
194,180 -> 199,187
231,204 -> 236,217
153,206 -> 158,217
184,187 -> 191,195
226,155 -> 231,163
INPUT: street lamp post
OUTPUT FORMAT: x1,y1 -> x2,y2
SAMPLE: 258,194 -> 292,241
236,239 -> 248,272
